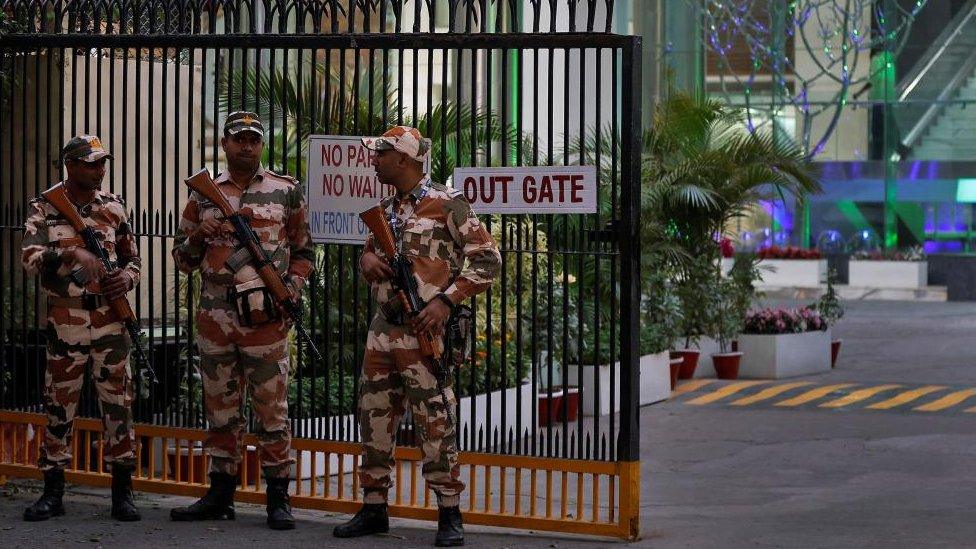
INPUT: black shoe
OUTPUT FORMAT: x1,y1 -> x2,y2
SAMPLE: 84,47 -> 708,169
265,477 -> 295,530
170,472 -> 237,521
434,506 -> 464,547
110,464 -> 141,521
23,468 -> 66,522
332,502 -> 389,538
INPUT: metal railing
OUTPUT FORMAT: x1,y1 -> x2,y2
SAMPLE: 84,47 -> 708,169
896,0 -> 976,148
0,1 -> 642,467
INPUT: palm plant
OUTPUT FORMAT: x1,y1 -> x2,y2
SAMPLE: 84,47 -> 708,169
646,90 -> 821,347
645,91 -> 822,265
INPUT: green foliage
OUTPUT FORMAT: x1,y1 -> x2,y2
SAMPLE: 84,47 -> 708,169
639,255 -> 683,355
812,268 -> 845,326
711,255 -> 762,352
220,62 -> 523,184
673,254 -> 720,348
644,91 -> 821,264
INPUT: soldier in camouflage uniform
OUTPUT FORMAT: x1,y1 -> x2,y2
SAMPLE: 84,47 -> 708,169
332,127 -> 501,547
20,135 -> 142,522
169,112 -> 313,530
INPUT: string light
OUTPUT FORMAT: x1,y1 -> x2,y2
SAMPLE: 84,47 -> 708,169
692,0 -> 928,157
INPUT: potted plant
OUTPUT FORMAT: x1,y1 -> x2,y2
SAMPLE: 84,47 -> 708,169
673,254 -> 720,379
755,246 -> 827,287
640,92 -> 820,377
639,259 -> 684,392
848,245 -> 927,289
709,256 -> 760,379
810,269 -> 845,368
710,278 -> 744,379
737,307 -> 831,378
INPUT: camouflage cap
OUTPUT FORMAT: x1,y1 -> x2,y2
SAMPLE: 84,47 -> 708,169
62,135 -> 113,163
224,111 -> 265,138
362,126 -> 430,162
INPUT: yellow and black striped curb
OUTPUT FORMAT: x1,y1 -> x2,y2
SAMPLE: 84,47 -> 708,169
669,379 -> 976,414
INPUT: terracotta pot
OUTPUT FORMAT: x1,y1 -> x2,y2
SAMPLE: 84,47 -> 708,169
831,339 -> 842,368
560,387 -> 581,422
711,352 -> 743,380
669,357 -> 683,390
537,391 -> 564,427
675,349 -> 701,379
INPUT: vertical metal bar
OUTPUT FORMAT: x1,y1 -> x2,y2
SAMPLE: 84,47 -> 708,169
589,43 -> 604,460
560,44 -> 570,458
617,38 -> 642,462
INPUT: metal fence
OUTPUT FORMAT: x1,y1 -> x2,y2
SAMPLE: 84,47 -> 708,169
0,0 -> 640,468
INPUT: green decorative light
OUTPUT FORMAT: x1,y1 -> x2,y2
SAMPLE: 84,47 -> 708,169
956,179 -> 976,203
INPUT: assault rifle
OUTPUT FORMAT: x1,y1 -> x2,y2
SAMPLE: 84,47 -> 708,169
42,183 -> 158,384
359,205 -> 441,360
184,169 -> 323,362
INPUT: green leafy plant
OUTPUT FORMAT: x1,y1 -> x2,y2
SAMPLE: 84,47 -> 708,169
639,256 -> 683,355
811,268 -> 844,327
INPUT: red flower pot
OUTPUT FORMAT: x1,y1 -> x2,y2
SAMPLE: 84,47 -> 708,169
560,387 -> 580,422
669,356 -> 683,390
538,391 -> 563,427
675,349 -> 701,379
711,352 -> 743,380
831,339 -> 842,368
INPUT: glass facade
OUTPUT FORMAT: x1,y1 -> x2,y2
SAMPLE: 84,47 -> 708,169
648,0 -> 976,252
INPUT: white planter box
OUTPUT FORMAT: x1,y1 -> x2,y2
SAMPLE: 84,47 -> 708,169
737,330 -> 831,379
565,351 -> 670,416
848,260 -> 927,289
757,259 -> 827,287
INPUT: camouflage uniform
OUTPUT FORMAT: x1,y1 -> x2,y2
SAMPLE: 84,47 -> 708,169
172,166 -> 313,479
21,187 -> 141,472
359,178 -> 501,507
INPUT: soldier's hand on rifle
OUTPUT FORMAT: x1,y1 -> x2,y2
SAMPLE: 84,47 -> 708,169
411,298 -> 451,338
101,268 -> 133,300
65,247 -> 107,281
361,251 -> 395,284
189,218 -> 226,245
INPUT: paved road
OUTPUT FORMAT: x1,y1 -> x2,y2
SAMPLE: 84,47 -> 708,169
3,300 -> 976,548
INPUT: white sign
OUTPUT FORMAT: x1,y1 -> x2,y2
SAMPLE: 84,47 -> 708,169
306,135 -> 429,244
452,166 -> 597,213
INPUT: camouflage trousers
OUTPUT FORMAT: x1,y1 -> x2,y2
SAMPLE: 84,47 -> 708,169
358,314 -> 464,508
40,305 -> 135,472
197,290 -> 294,479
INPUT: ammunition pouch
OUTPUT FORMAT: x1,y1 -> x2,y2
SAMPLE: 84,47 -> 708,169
441,304 -> 474,380
228,277 -> 279,327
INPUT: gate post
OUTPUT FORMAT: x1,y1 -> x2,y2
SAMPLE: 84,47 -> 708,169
617,35 -> 643,541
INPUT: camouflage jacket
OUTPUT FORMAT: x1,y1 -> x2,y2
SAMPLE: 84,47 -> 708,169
21,186 -> 141,298
172,166 -> 314,293
363,178 -> 501,315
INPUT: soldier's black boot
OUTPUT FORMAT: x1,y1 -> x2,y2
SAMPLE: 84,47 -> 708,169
110,464 -> 141,521
23,468 -> 66,521
332,502 -> 389,538
265,477 -> 295,530
170,472 -> 237,521
434,506 -> 464,547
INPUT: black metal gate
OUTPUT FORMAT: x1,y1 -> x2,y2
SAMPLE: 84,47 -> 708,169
0,0 -> 642,538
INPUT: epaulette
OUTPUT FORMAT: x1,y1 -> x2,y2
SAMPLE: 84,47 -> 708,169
264,169 -> 300,187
